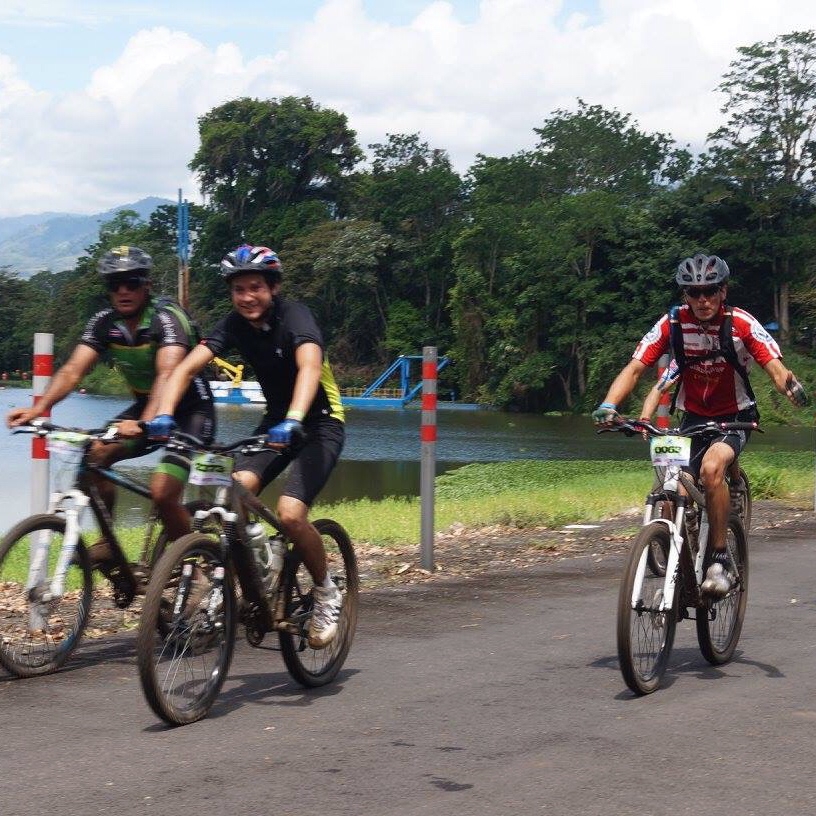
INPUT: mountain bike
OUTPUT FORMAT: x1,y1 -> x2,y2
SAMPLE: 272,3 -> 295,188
600,418 -> 753,695
136,430 -> 359,726
0,420 -> 212,677
645,461 -> 751,577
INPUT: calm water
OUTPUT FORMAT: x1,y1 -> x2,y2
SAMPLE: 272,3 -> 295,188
0,388 -> 812,531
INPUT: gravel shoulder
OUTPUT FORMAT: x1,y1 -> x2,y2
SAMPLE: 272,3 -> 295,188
82,499 -> 810,637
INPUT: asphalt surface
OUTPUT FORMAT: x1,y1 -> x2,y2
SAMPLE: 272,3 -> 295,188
3,504 -> 816,816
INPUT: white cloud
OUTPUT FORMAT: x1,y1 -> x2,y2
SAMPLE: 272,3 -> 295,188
0,0 -> 814,216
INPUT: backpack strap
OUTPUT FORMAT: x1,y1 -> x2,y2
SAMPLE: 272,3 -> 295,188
717,307 -> 757,405
667,305 -> 684,414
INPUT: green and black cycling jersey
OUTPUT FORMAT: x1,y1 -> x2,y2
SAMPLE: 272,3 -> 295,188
79,297 -> 213,414
200,296 -> 344,426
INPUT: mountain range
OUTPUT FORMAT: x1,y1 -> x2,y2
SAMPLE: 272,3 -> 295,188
0,197 -> 175,277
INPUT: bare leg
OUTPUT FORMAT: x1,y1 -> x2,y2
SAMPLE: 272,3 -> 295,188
698,442 -> 735,551
150,472 -> 189,542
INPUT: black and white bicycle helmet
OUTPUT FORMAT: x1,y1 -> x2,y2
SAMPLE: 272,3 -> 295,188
98,246 -> 153,277
675,253 -> 729,287
219,244 -> 283,283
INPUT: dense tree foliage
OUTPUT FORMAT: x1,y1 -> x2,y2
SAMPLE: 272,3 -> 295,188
5,36 -> 816,411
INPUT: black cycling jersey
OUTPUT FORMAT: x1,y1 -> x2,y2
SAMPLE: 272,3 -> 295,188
79,297 -> 213,414
200,297 -> 344,425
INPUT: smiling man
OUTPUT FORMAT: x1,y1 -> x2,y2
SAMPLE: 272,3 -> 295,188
592,253 -> 807,597
6,245 -> 215,571
147,244 -> 347,648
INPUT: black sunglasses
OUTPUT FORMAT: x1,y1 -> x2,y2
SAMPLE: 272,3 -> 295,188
106,275 -> 147,293
684,284 -> 721,300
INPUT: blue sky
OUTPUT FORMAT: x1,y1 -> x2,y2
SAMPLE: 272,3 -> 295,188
0,0 -> 808,217
1,1 -> 600,93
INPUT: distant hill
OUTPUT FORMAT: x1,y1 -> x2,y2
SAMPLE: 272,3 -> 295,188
0,197 -> 175,277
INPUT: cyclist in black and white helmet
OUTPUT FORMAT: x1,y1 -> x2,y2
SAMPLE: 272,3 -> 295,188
6,245 -> 215,580
593,251 -> 807,599
146,243 -> 347,649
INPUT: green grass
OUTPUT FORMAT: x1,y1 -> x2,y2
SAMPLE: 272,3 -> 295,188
313,451 -> 816,547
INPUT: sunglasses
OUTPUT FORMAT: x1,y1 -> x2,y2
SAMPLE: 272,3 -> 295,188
684,285 -> 721,300
106,275 -> 147,293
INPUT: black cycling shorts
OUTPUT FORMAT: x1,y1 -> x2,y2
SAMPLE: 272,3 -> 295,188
233,416 -> 344,507
114,399 -> 216,482
681,408 -> 755,478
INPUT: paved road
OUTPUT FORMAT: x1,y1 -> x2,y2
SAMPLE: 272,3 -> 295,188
3,505 -> 816,816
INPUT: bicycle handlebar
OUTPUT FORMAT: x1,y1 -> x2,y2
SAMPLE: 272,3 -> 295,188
597,417 -> 762,439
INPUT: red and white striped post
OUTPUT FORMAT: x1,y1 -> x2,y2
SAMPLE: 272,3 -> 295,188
656,353 -> 671,429
420,346 -> 437,571
31,333 -> 53,514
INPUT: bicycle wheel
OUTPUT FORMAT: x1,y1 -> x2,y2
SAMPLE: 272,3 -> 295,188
0,514 -> 93,677
617,522 -> 677,695
279,518 -> 359,687
696,517 -> 748,665
136,532 -> 236,726
646,501 -> 671,577
728,468 -> 752,535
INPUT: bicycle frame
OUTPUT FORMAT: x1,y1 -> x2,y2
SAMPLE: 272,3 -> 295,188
25,427 -> 155,604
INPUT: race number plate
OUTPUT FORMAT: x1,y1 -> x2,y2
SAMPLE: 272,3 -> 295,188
46,430 -> 89,456
649,435 -> 691,467
189,452 -> 234,487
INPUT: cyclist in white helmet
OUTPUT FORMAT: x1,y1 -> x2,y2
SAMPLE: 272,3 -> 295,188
593,253 -> 807,597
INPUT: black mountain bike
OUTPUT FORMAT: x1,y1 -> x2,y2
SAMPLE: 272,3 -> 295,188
136,430 -> 359,726
0,420 -> 210,677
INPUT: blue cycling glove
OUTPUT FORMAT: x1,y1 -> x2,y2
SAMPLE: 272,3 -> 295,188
145,414 -> 177,440
266,418 -> 303,446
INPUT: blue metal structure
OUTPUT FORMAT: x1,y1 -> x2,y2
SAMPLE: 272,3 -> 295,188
341,354 -> 451,409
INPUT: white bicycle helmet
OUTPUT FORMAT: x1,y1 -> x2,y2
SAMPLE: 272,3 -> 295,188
675,253 -> 729,287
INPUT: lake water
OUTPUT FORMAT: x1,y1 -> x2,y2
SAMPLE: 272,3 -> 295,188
0,388 -> 812,532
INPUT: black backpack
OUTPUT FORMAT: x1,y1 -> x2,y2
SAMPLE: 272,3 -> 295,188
667,304 -> 757,413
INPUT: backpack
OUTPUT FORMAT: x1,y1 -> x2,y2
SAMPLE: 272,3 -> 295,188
154,296 -> 201,346
667,304 -> 757,414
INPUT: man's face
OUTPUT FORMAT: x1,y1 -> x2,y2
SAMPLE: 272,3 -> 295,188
230,273 -> 279,323
106,274 -> 150,317
684,283 -> 726,322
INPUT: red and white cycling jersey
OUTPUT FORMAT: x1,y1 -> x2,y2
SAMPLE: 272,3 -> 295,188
633,304 -> 781,415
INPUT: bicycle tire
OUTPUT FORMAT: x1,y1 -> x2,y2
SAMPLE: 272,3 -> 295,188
0,514 -> 93,677
617,522 -> 677,695
728,468 -> 752,535
279,518 -> 359,688
646,501 -> 671,577
136,532 -> 236,726
696,517 -> 748,665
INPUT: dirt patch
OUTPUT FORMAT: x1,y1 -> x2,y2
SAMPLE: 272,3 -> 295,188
81,499 -> 810,635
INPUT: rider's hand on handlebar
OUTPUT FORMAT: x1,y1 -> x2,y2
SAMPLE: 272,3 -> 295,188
265,418 -> 304,448
6,406 -> 40,429
115,419 -> 142,439
591,402 -> 620,426
785,373 -> 809,408
144,414 -> 177,441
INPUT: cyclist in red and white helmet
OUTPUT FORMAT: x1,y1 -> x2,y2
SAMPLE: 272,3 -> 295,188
593,252 -> 807,598
147,244 -> 346,648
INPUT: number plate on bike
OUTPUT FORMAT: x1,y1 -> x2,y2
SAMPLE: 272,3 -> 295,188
46,431 -> 89,455
649,435 -> 691,467
189,452 -> 234,486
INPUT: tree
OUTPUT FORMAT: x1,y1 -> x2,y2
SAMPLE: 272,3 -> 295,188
706,30 -> 816,343
189,96 -> 362,238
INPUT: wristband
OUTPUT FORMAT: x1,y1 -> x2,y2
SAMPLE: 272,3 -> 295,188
285,409 -> 305,422
599,402 -> 617,410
